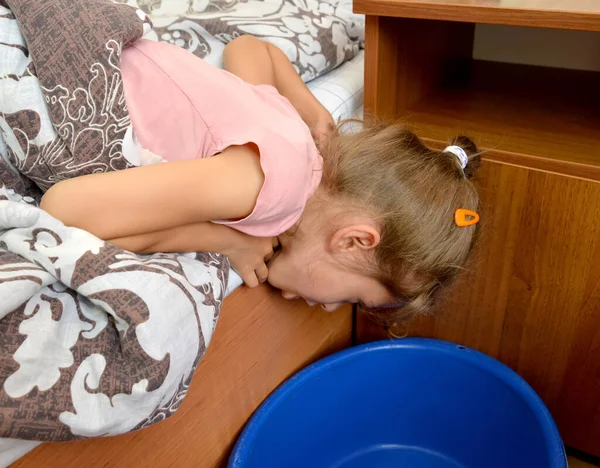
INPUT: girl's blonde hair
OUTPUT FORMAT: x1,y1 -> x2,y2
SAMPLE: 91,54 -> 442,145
322,120 -> 481,326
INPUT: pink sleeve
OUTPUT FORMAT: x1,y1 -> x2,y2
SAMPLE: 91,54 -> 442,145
212,126 -> 322,238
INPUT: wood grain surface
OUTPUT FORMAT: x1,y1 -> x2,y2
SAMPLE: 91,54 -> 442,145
364,17 -> 600,181
354,0 -> 600,32
364,16 -> 475,118
407,61 -> 600,181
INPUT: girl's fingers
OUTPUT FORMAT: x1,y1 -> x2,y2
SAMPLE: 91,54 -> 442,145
255,263 -> 269,283
243,270 -> 260,288
264,237 -> 279,262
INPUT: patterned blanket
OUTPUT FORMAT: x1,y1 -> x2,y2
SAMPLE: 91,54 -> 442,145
0,0 -> 228,441
118,0 -> 364,82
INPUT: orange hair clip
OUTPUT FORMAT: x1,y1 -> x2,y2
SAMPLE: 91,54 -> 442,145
455,209 -> 480,227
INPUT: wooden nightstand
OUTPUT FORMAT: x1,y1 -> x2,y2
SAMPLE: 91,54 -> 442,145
354,0 -> 600,457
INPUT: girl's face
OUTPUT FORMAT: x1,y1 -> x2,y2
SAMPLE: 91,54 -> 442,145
267,226 -> 395,312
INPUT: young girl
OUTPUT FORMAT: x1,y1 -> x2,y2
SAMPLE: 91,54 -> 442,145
40,35 -> 480,324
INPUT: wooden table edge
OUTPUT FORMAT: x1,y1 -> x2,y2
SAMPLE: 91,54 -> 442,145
353,1 -> 600,32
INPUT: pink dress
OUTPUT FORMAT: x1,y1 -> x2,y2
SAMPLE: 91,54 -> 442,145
120,39 -> 323,237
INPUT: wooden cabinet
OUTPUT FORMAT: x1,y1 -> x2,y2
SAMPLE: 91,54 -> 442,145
359,162 -> 600,454
356,0 -> 600,456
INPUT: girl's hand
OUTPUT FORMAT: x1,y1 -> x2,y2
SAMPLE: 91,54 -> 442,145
310,113 -> 336,153
224,37 -> 336,153
223,232 -> 279,288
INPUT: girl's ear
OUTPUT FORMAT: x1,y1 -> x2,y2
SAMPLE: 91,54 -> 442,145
330,225 -> 381,252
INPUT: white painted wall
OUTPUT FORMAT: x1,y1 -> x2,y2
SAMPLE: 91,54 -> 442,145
473,24 -> 600,72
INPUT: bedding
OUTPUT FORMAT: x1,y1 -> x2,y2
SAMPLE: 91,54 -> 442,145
116,0 -> 364,82
0,0 -> 365,453
0,0 -> 228,443
0,439 -> 39,468
307,49 -> 364,122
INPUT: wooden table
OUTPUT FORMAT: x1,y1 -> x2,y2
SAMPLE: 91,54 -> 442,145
355,0 -> 600,457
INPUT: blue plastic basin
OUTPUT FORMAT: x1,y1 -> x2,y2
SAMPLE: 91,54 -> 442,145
230,339 -> 566,468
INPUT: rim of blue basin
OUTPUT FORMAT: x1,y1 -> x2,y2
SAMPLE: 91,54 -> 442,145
229,338 -> 567,467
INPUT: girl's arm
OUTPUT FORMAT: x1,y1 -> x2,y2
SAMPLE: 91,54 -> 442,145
40,144 -> 263,241
109,222 -> 277,288
108,221 -> 236,254
223,36 -> 335,148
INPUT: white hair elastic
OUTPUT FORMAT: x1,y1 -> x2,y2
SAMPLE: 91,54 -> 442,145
444,145 -> 469,170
